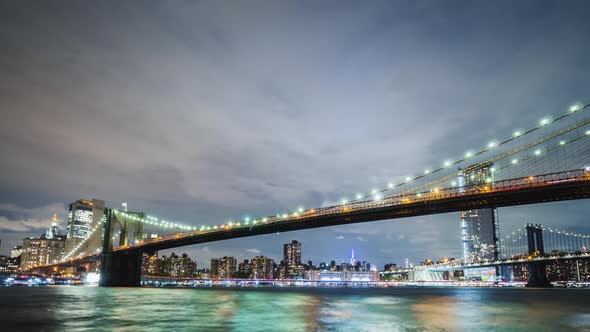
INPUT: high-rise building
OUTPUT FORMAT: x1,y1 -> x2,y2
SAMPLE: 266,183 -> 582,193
210,256 -> 236,279
459,164 -> 500,263
45,214 -> 61,239
283,240 -> 303,278
164,252 -> 197,278
238,259 -> 251,278
284,240 -> 302,266
20,216 -> 66,270
141,252 -> 158,275
65,199 -> 106,256
250,256 -> 274,279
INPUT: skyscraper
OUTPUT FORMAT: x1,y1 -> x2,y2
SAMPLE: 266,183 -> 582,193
65,199 -> 106,255
45,214 -> 61,239
458,163 -> 500,263
283,240 -> 302,266
283,240 -> 303,278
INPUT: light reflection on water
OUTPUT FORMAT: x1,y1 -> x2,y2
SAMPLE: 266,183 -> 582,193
1,286 -> 589,331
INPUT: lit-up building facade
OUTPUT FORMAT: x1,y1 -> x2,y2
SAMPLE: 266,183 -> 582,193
65,199 -> 106,255
210,256 -> 236,279
20,216 -> 66,270
250,256 -> 274,279
458,163 -> 500,263
283,240 -> 303,278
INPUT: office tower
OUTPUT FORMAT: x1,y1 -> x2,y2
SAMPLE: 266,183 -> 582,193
458,163 -> 500,262
65,199 -> 106,255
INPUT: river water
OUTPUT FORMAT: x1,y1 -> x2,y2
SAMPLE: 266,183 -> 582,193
1,286 -> 589,331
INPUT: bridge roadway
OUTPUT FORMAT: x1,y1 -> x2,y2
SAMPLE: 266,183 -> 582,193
113,168 -> 590,253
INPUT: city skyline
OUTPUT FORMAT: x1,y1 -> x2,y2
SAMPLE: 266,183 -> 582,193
2,1 -> 590,270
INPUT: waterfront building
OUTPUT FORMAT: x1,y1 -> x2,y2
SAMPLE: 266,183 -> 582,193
166,252 -> 197,278
317,270 -> 379,282
238,259 -> 251,278
210,256 -> 236,279
11,246 -> 22,259
0,255 -> 19,273
384,263 -> 398,271
304,269 -> 321,281
459,164 -> 500,263
283,240 -> 304,278
141,252 -> 158,275
546,259 -> 590,281
20,216 -> 66,270
142,252 -> 196,277
65,199 -> 106,255
250,256 -> 274,279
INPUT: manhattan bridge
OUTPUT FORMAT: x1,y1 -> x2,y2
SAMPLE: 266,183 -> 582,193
29,102 -> 590,287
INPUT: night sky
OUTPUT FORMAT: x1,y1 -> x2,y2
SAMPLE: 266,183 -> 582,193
1,1 -> 590,269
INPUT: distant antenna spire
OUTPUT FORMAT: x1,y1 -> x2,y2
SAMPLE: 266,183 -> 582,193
51,214 -> 58,226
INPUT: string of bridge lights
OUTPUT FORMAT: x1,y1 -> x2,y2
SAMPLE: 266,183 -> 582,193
218,102 -> 590,226
61,223 -> 103,261
114,210 -> 196,231
111,102 -> 590,236
82,102 -> 589,239
539,226 -> 590,239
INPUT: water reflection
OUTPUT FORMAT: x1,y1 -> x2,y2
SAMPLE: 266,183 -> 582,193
0,287 -> 589,331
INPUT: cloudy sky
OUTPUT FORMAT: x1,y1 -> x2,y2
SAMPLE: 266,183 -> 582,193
1,0 -> 590,268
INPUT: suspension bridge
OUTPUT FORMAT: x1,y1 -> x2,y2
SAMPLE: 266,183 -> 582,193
29,102 -> 590,287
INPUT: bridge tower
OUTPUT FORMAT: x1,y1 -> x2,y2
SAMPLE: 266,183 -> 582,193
525,224 -> 552,288
99,209 -> 145,287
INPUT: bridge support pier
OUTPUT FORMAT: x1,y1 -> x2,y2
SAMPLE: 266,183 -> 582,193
99,209 -> 143,287
525,224 -> 552,288
526,261 -> 551,288
99,249 -> 142,287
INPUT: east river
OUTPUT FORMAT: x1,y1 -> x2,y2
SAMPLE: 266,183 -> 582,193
1,286 -> 590,331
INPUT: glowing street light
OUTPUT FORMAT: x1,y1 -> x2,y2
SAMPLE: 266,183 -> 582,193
569,103 -> 582,112
539,117 -> 551,126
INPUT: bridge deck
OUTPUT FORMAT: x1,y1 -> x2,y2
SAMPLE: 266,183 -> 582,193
117,169 -> 590,253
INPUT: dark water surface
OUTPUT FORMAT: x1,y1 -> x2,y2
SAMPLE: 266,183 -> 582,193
1,286 -> 590,331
